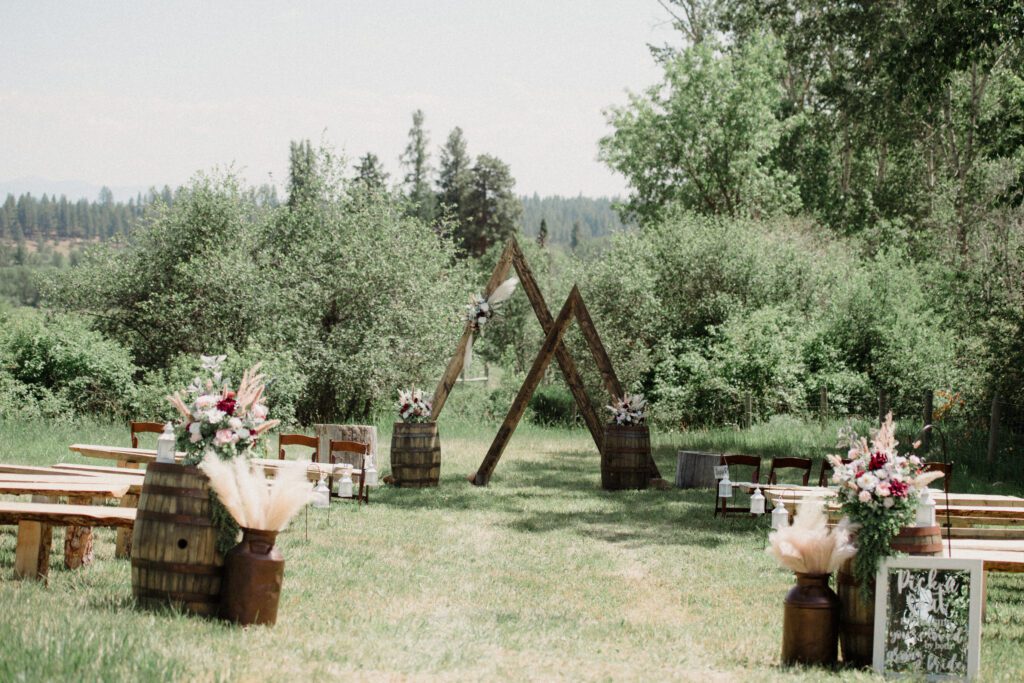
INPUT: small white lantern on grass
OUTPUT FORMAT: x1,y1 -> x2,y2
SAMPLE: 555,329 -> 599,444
750,487 -> 766,515
338,465 -> 354,498
771,499 -> 789,530
363,453 -> 378,487
716,465 -> 732,501
156,422 -> 177,464
916,486 -> 937,527
312,476 -> 330,509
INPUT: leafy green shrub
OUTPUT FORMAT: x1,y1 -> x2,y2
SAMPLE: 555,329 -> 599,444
0,311 -> 137,419
528,385 -> 578,426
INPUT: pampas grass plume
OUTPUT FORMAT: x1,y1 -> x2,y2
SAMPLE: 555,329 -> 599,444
767,498 -> 856,574
201,454 -> 313,531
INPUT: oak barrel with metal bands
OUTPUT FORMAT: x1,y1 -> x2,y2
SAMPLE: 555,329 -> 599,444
601,424 -> 650,490
130,462 -> 224,616
390,422 -> 441,487
838,525 -> 942,666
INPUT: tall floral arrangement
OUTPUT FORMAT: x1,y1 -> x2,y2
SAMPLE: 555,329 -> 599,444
396,388 -> 432,424
606,393 -> 647,426
168,356 -> 280,466
167,355 -> 282,552
829,413 -> 944,593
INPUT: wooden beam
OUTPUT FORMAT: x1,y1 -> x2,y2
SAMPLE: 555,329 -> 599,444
0,501 -> 136,528
472,288 -> 579,486
509,240 -> 604,453
431,240 -> 515,419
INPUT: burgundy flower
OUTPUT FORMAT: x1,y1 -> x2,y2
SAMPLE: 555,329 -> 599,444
217,397 -> 237,415
868,452 -> 888,471
889,480 -> 909,498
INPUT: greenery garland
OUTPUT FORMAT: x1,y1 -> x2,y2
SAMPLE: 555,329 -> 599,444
846,497 -> 917,600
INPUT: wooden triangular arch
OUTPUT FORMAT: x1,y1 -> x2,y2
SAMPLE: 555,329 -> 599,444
430,237 -> 661,486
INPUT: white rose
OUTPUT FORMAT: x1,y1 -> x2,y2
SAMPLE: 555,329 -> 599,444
228,417 -> 243,430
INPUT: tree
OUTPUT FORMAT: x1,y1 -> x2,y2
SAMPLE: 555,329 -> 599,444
460,155 -> 522,257
400,110 -> 436,223
600,33 -> 801,222
437,127 -> 473,223
287,139 -> 319,208
570,221 -> 580,252
537,218 -> 549,248
353,152 -> 390,193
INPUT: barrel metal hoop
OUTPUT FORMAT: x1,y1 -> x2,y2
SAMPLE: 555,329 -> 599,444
135,510 -> 214,527
131,558 -> 222,576
134,588 -> 220,604
141,484 -> 208,499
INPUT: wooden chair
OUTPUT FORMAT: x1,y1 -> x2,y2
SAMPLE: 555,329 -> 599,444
130,421 -> 164,449
715,454 -> 762,517
767,457 -> 813,487
922,461 -> 953,494
278,433 -> 320,463
817,457 -> 852,487
329,440 -> 370,506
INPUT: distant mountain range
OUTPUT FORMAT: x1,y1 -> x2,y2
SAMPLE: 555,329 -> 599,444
0,176 -> 154,203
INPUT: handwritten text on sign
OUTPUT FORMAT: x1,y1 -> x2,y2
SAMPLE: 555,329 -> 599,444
873,557 -> 983,681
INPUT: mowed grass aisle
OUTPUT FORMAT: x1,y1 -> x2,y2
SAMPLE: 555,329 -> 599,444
0,420 -> 1022,681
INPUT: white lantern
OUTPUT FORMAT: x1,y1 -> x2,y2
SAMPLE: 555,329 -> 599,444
156,422 -> 177,464
916,487 -> 937,527
312,477 -> 330,509
363,453 -> 378,487
750,487 -> 765,515
338,465 -> 354,499
771,499 -> 789,530
717,472 -> 733,500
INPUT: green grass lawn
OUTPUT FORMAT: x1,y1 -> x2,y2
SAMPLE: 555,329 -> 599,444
0,418 -> 1022,681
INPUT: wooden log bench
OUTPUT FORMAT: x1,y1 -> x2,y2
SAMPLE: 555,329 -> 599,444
0,501 -> 135,581
0,479 -> 131,570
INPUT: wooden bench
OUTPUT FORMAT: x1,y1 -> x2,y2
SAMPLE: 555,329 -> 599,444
0,478 -> 131,570
0,501 -> 135,581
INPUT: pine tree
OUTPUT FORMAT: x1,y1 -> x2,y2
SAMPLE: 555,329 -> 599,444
437,127 -> 472,219
570,221 -> 581,252
461,154 -> 522,257
537,218 -> 549,248
287,139 -> 319,208
400,110 -> 436,223
354,152 -> 390,193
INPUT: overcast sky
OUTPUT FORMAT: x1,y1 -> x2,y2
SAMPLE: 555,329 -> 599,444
0,1 -> 677,199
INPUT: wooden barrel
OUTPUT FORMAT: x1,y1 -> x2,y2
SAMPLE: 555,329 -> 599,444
390,422 -> 441,487
601,424 -> 650,491
838,525 -> 943,666
130,462 -> 224,617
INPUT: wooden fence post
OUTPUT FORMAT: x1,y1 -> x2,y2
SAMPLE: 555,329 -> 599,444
987,391 -> 1001,470
819,387 -> 828,422
922,389 -> 933,452
878,389 -> 889,426
743,393 -> 753,430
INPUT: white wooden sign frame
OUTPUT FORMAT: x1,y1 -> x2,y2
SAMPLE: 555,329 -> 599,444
872,556 -> 984,680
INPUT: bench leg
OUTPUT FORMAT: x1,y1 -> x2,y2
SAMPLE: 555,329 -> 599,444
14,520 -> 52,581
65,495 -> 96,569
115,460 -> 140,558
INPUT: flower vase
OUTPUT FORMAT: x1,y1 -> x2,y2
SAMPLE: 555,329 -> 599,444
781,572 -> 839,666
220,528 -> 284,626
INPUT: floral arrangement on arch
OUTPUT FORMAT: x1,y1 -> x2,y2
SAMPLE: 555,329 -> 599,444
606,392 -> 647,426
462,276 -> 519,371
396,388 -> 432,424
168,355 -> 281,466
829,413 -> 944,593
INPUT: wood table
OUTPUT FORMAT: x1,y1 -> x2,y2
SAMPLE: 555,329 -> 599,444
69,444 -> 348,481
